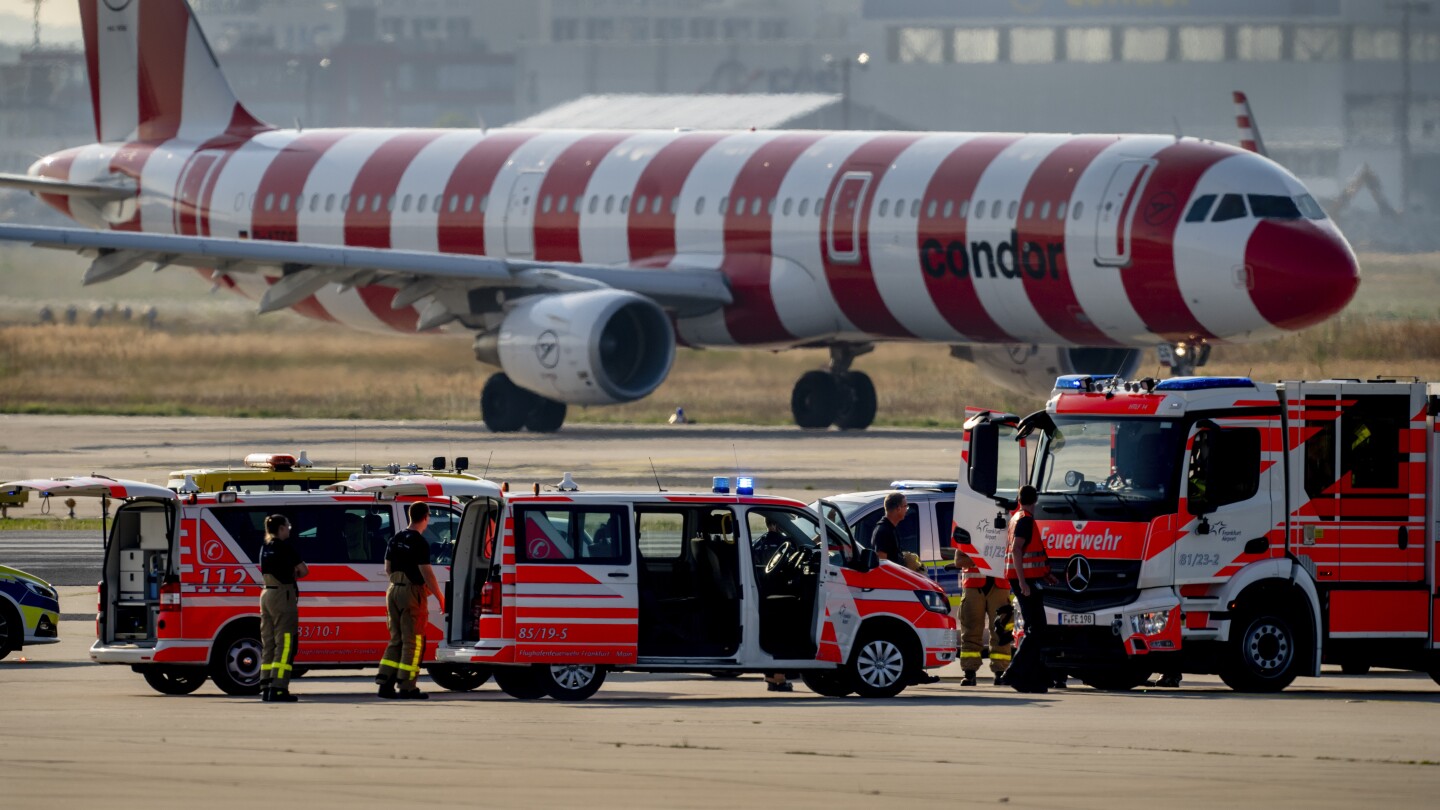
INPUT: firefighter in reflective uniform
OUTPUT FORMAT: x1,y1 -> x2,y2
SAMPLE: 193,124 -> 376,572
259,514 -> 308,702
1002,486 -> 1056,693
954,553 -> 1011,686
376,501 -> 442,700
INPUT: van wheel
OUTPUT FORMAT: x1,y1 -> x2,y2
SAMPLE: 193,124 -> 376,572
844,630 -> 914,698
494,666 -> 548,700
1220,608 -> 1301,693
142,667 -> 207,695
541,664 -> 606,701
801,671 -> 854,697
428,664 -> 491,692
210,627 -> 263,696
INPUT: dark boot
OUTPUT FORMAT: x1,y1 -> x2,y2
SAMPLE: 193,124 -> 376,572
260,685 -> 273,702
271,689 -> 299,703
960,671 -> 978,686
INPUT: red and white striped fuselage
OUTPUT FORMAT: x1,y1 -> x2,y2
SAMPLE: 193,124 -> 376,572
33,126 -> 1359,350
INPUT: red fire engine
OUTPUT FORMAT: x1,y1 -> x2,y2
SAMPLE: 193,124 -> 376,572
955,375 -> 1439,692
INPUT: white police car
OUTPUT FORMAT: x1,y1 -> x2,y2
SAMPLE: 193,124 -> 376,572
811,481 -> 963,606
0,565 -> 61,659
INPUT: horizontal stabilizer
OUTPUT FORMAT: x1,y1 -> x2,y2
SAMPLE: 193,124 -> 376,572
0,172 -> 135,201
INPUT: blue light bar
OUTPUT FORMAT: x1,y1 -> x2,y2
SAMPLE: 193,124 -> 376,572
1054,374 -> 1115,391
712,476 -> 730,494
1153,377 -> 1256,392
890,480 -> 958,493
736,476 -> 755,496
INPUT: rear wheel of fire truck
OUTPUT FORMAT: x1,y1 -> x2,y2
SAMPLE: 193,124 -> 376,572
210,624 -> 263,696
1220,608 -> 1302,693
481,373 -> 534,434
791,371 -> 840,430
833,371 -> 877,431
540,664 -> 607,701
800,670 -> 854,698
844,627 -> 917,698
494,666 -> 548,700
142,666 -> 207,695
427,664 -> 492,692
524,398 -> 567,433
1076,666 -> 1152,692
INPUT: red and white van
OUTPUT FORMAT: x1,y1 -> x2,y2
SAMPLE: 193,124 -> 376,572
0,475 -> 494,695
406,476 -> 957,700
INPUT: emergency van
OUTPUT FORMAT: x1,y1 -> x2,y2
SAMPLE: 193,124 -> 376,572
955,375 -> 1440,692
166,452 -> 478,494
398,475 -> 957,700
0,476 -> 491,695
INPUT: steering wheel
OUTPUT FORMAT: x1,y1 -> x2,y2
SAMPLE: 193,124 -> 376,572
762,539 -> 803,588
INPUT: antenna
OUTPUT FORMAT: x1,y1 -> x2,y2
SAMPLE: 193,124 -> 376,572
481,451 -> 494,480
732,443 -> 741,479
648,457 -> 666,493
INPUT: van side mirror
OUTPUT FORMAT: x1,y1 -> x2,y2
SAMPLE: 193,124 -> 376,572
968,422 -> 1000,498
851,547 -> 879,573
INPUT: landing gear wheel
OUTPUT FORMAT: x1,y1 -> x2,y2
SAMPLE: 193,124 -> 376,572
1077,667 -> 1152,692
1220,609 -> 1301,693
791,370 -> 840,430
524,398 -> 567,433
1340,661 -> 1370,676
494,666 -> 548,700
481,373 -> 535,433
844,630 -> 914,698
428,664 -> 492,692
834,371 -> 877,431
142,667 -> 207,695
210,627 -> 263,696
801,670 -> 854,697
541,664 -> 607,701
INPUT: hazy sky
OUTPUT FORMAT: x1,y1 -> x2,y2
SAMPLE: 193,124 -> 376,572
0,4 -> 83,47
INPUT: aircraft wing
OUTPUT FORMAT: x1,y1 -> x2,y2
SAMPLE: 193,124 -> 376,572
0,224 -> 732,327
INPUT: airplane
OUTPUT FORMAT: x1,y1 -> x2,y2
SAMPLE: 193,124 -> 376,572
0,0 -> 1360,433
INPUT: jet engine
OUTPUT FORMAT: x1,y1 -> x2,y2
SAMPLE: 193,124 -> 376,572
959,345 -> 1143,398
483,289 -> 676,405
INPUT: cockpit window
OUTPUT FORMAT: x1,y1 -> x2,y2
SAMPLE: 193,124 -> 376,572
1185,194 -> 1217,223
1211,193 -> 1248,222
1295,193 -> 1327,220
1247,194 -> 1302,220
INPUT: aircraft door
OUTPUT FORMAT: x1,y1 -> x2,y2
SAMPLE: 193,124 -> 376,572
1094,159 -> 1155,267
826,171 -> 871,264
504,171 -> 543,258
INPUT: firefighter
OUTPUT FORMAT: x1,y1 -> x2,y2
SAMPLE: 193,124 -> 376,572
259,514 -> 308,703
1001,485 -> 1056,693
376,501 -> 442,699
954,550 -> 1011,686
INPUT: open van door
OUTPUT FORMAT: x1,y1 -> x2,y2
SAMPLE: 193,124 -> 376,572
446,495 -> 503,644
952,410 -> 1024,579
3,477 -> 177,502
325,475 -> 502,501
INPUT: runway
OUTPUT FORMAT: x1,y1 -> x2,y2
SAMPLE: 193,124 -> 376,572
0,531 -> 103,585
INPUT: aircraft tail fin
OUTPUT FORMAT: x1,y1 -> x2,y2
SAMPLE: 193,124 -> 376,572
1232,91 -> 1267,157
78,0 -> 269,143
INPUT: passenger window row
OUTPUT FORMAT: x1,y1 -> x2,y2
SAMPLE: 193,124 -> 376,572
1185,192 -> 1327,223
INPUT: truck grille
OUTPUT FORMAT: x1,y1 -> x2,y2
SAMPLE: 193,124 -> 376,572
1040,558 -> 1141,613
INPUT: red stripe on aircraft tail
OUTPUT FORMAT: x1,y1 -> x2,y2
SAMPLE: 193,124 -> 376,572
136,0 -> 188,142
627,132 -> 727,261
79,0 -> 101,142
1120,142 -> 1230,342
720,133 -> 822,344
534,132 -> 633,262
916,134 -> 1022,342
437,130 -> 538,256
819,134 -> 925,338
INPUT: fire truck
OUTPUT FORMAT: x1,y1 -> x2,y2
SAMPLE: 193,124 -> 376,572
955,375 -> 1440,692
0,476 -> 487,695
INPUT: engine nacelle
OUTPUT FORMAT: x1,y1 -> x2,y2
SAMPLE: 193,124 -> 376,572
961,345 -> 1143,398
488,290 -> 676,406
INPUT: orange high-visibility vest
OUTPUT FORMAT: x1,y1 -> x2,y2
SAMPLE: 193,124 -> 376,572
1004,512 -> 1049,580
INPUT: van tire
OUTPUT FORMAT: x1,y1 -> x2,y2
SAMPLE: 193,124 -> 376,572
142,667 -> 207,695
1219,607 -> 1302,693
844,627 -> 915,698
0,600 -> 19,660
494,666 -> 548,700
210,625 -> 263,696
541,664 -> 606,701
801,670 -> 854,697
428,664 -> 491,692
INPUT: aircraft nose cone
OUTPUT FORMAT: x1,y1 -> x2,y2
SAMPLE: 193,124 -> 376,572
1245,219 -> 1360,331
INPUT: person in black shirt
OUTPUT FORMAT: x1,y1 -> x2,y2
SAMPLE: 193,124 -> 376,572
376,501 -> 443,699
869,492 -> 907,563
258,514 -> 308,702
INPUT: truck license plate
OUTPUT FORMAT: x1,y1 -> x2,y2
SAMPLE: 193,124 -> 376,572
1059,613 -> 1095,627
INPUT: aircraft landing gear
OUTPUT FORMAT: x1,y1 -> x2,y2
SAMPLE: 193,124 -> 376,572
481,373 -> 567,433
791,344 -> 877,431
1157,341 -> 1211,378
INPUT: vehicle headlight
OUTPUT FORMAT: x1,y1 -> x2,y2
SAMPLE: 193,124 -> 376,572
1130,609 -> 1171,637
915,590 -> 951,615
24,580 -> 58,602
